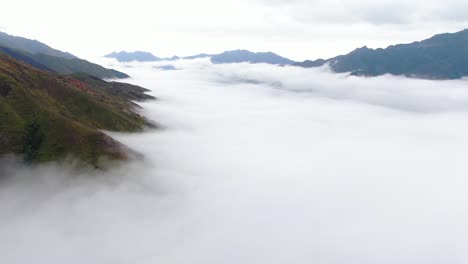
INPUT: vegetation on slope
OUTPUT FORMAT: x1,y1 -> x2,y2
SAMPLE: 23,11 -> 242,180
0,55 -> 153,166
70,73 -> 154,101
31,53 -> 130,79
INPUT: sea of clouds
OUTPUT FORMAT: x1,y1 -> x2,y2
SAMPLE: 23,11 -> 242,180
1,58 -> 468,263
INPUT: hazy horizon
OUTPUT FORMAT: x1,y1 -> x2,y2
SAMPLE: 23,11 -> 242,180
2,0 -> 468,61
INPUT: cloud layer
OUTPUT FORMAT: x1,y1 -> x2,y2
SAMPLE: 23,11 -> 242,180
1,60 -> 468,263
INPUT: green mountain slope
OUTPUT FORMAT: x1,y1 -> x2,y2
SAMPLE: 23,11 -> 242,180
30,52 -> 130,79
0,46 -> 54,72
71,73 -> 155,101
0,55 -> 152,166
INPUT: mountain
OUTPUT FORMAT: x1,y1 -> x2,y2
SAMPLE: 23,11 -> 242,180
182,53 -> 213,60
105,51 -> 215,62
163,54 -> 215,61
0,45 -> 129,79
0,32 -> 129,79
0,46 -> 54,72
294,29 -> 468,79
29,52 -> 130,79
104,49 -> 294,65
0,55 -> 154,166
105,51 -> 161,62
210,50 -> 295,65
0,31 -> 77,59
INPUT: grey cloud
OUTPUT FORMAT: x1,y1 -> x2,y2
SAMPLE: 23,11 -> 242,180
260,0 -> 468,25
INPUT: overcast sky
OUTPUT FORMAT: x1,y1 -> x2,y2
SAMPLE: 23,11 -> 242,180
2,0 -> 468,61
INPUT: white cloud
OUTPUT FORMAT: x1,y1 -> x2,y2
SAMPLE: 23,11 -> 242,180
2,60 -> 468,263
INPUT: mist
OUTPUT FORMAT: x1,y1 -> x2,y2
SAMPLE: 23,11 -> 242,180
1,59 -> 468,263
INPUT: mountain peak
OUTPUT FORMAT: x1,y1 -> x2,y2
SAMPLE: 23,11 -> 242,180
210,49 -> 295,65
104,51 -> 160,62
350,46 -> 372,53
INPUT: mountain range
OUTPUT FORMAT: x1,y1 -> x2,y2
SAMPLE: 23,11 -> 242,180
105,51 -> 214,62
107,29 -> 468,79
105,50 -> 294,65
0,32 -> 128,79
294,29 -> 468,79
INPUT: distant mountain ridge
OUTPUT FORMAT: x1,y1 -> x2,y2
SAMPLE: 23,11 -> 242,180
294,28 -> 468,79
0,31 -> 129,79
106,29 -> 468,79
210,50 -> 294,65
104,50 -> 294,65
105,51 -> 161,62
105,51 -> 214,62
0,31 -> 77,59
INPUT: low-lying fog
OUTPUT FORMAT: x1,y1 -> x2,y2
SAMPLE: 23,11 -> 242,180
2,59 -> 468,263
